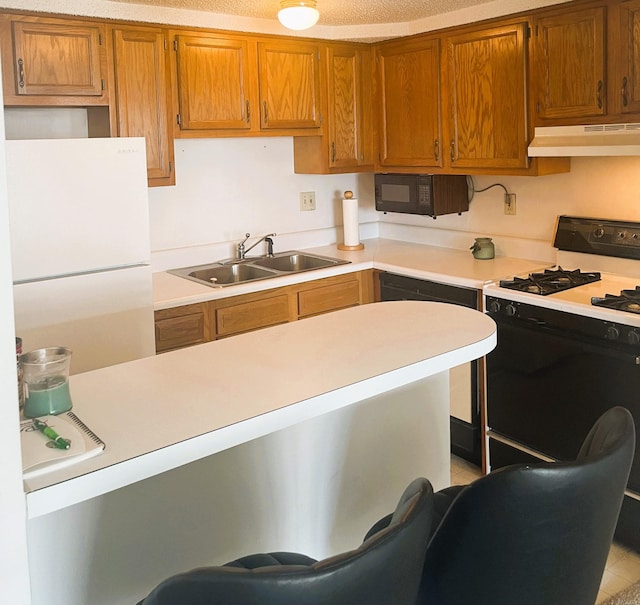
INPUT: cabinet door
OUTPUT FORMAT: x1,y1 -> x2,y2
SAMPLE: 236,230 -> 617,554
111,27 -> 174,186
376,37 -> 442,168
7,19 -> 105,99
327,45 -> 365,168
175,34 -> 252,130
154,303 -> 211,352
257,40 -> 322,130
445,22 -> 529,170
215,294 -> 291,337
616,0 -> 640,115
292,44 -> 372,174
298,279 -> 360,317
533,7 -> 606,120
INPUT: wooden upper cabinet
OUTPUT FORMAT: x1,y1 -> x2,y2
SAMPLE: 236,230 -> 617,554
445,21 -> 529,170
327,45 -> 361,167
174,33 -> 252,131
533,6 -> 606,121
110,26 -> 175,186
257,39 -> 322,130
326,45 -> 372,168
293,43 -> 372,173
0,15 -> 108,105
376,36 -> 442,168
613,0 -> 640,115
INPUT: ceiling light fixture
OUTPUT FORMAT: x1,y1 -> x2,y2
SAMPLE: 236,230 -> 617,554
278,0 -> 320,31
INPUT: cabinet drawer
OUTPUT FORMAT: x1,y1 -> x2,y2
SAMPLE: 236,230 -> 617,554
298,280 -> 360,317
154,303 -> 209,352
216,294 -> 290,337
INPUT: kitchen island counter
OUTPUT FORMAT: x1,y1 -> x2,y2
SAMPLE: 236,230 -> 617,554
25,300 -> 496,519
26,301 -> 495,605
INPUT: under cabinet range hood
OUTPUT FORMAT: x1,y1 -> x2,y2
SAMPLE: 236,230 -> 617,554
527,123 -> 640,157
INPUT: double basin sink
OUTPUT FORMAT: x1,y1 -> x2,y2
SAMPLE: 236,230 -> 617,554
169,251 -> 351,287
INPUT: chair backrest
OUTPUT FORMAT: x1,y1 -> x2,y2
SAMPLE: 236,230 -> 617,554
418,406 -> 636,605
139,477 -> 433,605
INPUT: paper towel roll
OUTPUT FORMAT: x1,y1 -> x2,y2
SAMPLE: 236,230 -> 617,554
338,191 -> 364,251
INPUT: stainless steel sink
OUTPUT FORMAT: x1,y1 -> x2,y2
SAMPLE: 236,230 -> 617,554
252,252 -> 344,272
187,263 -> 277,286
169,251 -> 350,288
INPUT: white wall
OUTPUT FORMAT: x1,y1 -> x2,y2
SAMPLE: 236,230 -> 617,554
378,156 -> 640,260
145,135 -> 640,267
6,107 -> 640,266
147,137 -> 376,269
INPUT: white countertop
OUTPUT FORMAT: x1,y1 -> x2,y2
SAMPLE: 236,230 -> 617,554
25,301 -> 496,519
153,238 -> 552,310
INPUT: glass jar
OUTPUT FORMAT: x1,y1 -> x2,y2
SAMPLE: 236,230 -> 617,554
21,347 -> 73,418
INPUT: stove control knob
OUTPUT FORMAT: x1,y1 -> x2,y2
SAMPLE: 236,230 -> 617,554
505,303 -> 517,317
606,326 -> 620,341
628,330 -> 640,346
488,300 -> 501,313
593,226 -> 605,239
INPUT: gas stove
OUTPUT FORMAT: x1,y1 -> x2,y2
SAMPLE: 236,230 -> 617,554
484,215 -> 640,551
484,216 -> 640,330
499,267 -> 601,295
592,287 -> 640,314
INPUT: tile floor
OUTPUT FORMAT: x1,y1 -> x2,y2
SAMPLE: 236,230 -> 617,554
450,455 -> 640,604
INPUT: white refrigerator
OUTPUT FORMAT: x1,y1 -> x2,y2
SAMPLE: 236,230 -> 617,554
6,137 -> 156,374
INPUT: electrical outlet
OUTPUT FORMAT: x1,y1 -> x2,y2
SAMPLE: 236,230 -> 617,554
504,193 -> 516,215
300,191 -> 316,211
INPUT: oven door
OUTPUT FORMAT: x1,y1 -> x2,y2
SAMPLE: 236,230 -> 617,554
486,313 -> 640,493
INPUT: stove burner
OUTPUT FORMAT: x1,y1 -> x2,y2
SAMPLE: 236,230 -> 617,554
592,287 -> 640,314
499,267 -> 601,296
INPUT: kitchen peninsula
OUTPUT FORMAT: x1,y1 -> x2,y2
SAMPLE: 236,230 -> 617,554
25,300 -> 495,605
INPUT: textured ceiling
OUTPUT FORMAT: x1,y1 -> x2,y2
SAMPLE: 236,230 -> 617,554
108,0 -> 496,26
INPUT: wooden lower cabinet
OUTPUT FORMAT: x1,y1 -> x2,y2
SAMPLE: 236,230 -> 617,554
154,302 -> 211,352
215,292 -> 293,338
154,270 -> 374,352
297,277 -> 361,317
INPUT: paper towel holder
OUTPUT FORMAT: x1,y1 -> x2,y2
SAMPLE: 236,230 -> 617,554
337,190 -> 365,251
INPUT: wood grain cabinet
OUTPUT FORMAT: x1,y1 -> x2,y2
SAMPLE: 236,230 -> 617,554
611,0 -> 640,116
214,292 -> 294,338
154,270 -> 374,352
109,25 -> 175,186
293,43 -> 373,173
375,36 -> 443,168
155,302 -> 212,352
0,14 -> 108,106
171,33 -> 322,137
173,33 -> 253,131
444,21 -> 529,170
297,274 -> 362,317
257,39 -> 322,131
532,6 -> 606,122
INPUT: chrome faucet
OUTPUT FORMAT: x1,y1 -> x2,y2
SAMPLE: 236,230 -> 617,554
236,233 -> 276,259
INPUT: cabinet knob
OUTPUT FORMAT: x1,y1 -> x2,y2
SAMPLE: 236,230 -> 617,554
449,140 -> 455,163
434,139 -> 439,162
246,100 -> 251,123
331,142 -> 336,163
622,77 -> 629,107
263,101 -> 268,124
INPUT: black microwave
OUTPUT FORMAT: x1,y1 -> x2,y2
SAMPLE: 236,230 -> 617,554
374,174 -> 469,217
